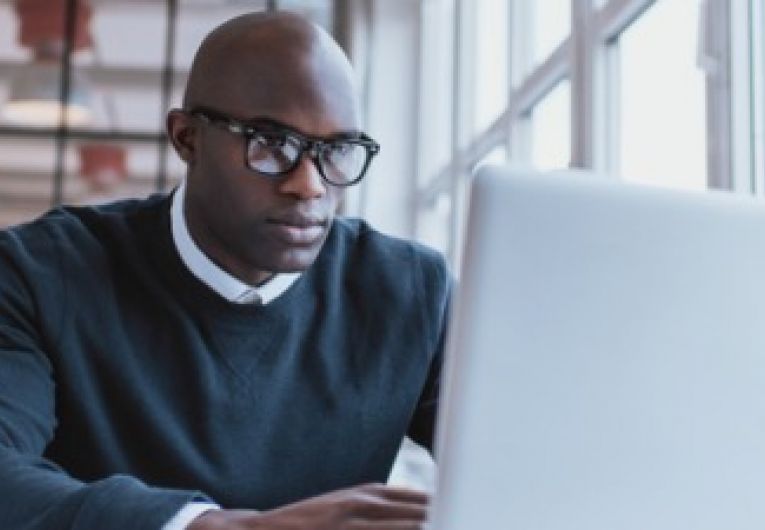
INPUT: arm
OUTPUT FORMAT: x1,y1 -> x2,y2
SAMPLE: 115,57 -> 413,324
406,251 -> 453,454
0,317 -> 207,530
186,484 -> 429,530
0,229 -> 206,530
1,331 -> 427,530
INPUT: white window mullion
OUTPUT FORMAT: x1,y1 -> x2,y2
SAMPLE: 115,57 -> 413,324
751,0 -> 765,193
590,0 -> 654,176
510,39 -> 568,166
592,36 -> 620,174
570,0 -> 595,169
595,0 -> 655,42
510,41 -> 569,117
465,110 -> 512,169
508,0 -> 533,165
700,0 -> 734,191
447,0 -> 471,265
505,0 -> 520,158
728,0 -> 756,193
508,0 -> 533,89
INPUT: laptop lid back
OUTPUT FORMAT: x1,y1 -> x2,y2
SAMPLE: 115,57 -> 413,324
432,167 -> 765,530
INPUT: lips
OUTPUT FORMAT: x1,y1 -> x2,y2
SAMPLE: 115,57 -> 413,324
266,214 -> 328,246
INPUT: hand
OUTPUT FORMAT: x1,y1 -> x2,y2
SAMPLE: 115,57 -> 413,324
187,483 -> 430,529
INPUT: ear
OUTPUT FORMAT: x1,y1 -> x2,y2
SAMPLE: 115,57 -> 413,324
166,109 -> 197,164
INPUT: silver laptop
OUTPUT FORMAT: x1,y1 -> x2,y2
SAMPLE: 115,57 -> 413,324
430,167 -> 765,530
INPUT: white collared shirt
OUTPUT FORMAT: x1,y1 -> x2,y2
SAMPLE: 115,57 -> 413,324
170,181 -> 299,305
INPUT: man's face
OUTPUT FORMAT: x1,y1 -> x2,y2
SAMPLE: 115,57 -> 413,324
182,99 -> 357,282
175,32 -> 359,283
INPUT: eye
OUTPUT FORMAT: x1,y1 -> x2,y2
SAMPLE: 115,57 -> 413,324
326,142 -> 354,156
253,132 -> 288,149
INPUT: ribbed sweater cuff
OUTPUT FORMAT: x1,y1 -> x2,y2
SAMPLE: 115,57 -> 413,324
70,475 -> 211,530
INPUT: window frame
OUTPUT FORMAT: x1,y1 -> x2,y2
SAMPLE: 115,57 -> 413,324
413,0 -> 759,267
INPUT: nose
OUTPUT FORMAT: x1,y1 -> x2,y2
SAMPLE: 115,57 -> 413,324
277,154 -> 327,200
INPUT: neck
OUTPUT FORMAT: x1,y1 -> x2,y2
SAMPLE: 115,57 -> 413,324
184,207 -> 274,288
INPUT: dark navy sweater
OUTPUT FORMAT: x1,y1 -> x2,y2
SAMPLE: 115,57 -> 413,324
0,194 -> 451,530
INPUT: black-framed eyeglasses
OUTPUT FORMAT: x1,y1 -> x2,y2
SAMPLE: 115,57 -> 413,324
188,106 -> 380,187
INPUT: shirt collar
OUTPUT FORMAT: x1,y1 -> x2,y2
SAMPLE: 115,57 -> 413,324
170,181 -> 299,304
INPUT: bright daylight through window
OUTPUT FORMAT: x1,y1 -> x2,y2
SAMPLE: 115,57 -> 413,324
617,0 -> 707,190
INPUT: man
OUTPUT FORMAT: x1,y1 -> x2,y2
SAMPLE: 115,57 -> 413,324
0,11 -> 450,530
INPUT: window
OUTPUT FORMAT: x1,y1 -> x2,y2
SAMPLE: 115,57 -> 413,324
530,79 -> 571,171
416,192 -> 452,256
409,0 -> 756,265
531,0 -> 571,67
616,0 -> 707,190
472,0 -> 508,134
475,144 -> 509,171
752,0 -> 765,190
418,0 -> 455,184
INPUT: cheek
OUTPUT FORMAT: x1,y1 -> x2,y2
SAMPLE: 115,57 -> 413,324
195,146 -> 268,214
216,180 -> 273,229
195,135 -> 247,187
188,181 -> 263,249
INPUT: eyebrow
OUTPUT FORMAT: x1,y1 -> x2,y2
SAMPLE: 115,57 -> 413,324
239,115 -> 365,141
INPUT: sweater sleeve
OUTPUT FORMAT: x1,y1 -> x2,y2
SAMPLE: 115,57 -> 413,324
0,228 -> 206,530
406,249 -> 453,454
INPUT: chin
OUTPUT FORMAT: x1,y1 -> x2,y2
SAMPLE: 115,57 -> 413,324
261,245 -> 323,273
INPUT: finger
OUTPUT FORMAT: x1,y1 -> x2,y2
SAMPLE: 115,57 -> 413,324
347,520 -> 425,530
357,484 -> 431,505
347,498 -> 429,521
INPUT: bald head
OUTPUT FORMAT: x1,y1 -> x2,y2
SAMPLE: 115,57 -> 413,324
183,12 -> 360,131
166,12 -> 366,284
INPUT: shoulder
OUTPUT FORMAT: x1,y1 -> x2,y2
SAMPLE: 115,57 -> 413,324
0,194 -> 170,287
318,218 -> 453,357
328,217 -> 445,264
3,194 -> 169,253
321,217 -> 452,310
48,193 -> 168,239
327,217 -> 449,278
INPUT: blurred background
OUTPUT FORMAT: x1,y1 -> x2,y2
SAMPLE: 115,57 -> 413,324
0,0 -> 763,489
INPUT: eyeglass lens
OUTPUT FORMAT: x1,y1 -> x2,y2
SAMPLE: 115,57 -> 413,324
246,131 -> 369,185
